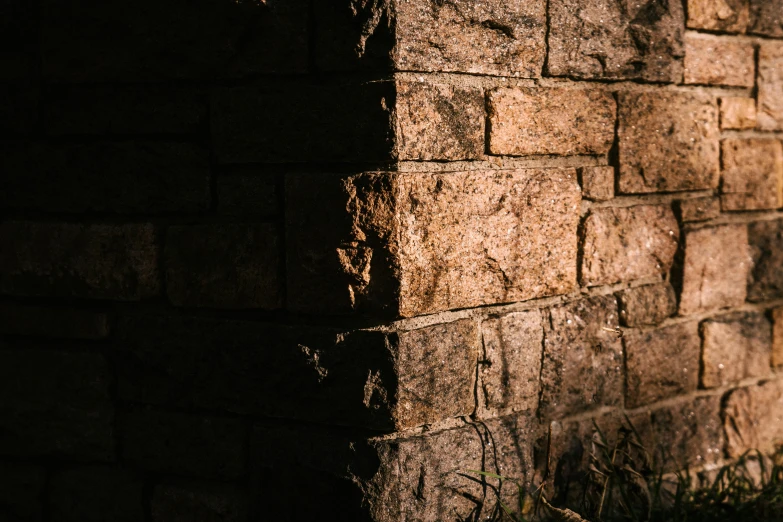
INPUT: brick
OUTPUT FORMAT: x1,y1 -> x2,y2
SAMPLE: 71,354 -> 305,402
478,311 -> 543,418
683,35 -> 754,87
548,0 -> 684,82
0,463 -> 45,522
286,169 -> 581,317
677,196 -> 721,223
618,282 -> 677,327
618,91 -> 719,193
758,42 -> 783,131
0,350 -> 114,461
747,219 -> 783,302
49,467 -> 144,522
0,222 -> 159,301
580,166 -> 615,201
723,379 -> 783,457
701,312 -> 772,388
540,295 -> 624,419
679,225 -> 750,315
151,482 -> 248,522
41,0 -> 308,81
625,322 -> 700,408
217,173 -> 278,216
774,308 -> 783,367
721,139 -> 783,211
0,83 -> 38,134
120,410 -> 245,481
0,303 -> 110,339
0,142 -> 210,213
580,205 -> 680,287
749,0 -> 783,37
488,88 -> 615,157
395,80 -> 484,161
720,97 -> 757,130
687,0 -> 750,32
165,224 -> 282,309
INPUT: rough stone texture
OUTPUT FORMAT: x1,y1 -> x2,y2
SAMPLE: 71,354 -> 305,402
487,88 -> 615,156
580,205 -> 680,287
0,303 -> 110,340
286,169 -> 581,317
0,142 -> 210,213
580,166 -> 615,201
0,222 -> 159,301
747,219 -> 783,302
151,482 -> 248,522
548,0 -> 684,82
749,0 -> 783,37
0,350 -> 114,461
119,409 -> 246,481
683,35 -> 754,87
217,173 -> 278,217
701,313 -> 772,388
625,323 -> 700,408
773,308 -> 783,367
617,282 -> 677,327
677,196 -> 721,223
165,224 -> 282,309
49,467 -> 144,522
618,91 -> 719,193
724,379 -> 783,457
679,225 -> 750,315
721,139 -> 783,211
540,295 -> 624,419
478,311 -> 543,418
394,81 -> 484,161
720,97 -> 757,130
687,0 -> 749,32
758,42 -> 783,131
0,463 -> 45,522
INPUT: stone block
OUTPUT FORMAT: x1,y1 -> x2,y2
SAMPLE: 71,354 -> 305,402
748,219 -> 783,302
478,311 -> 544,418
0,83 -> 38,134
687,0 -> 749,32
723,379 -> 783,457
0,303 -> 110,340
487,88 -> 616,156
721,139 -> 783,211
758,42 -> 783,131
720,97 -> 757,130
683,34 -> 754,87
580,166 -> 615,201
617,282 -> 677,327
625,322 -> 700,408
580,205 -> 680,286
0,350 -> 114,461
773,308 -> 783,367
678,225 -> 750,315
677,197 -> 721,223
151,482 -> 248,522
119,409 -> 246,481
701,312 -> 772,388
49,467 -> 144,522
0,0 -> 38,81
0,222 -> 159,301
548,0 -> 684,82
618,91 -> 719,193
540,295 -> 624,419
0,463 -> 45,522
749,0 -> 783,37
217,172 -> 278,217
165,224 -> 282,309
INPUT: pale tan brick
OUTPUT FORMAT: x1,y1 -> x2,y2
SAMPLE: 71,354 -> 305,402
724,379 -> 783,457
720,97 -> 757,130
677,196 -> 721,223
773,308 -> 783,367
758,42 -> 783,131
684,35 -> 754,87
702,313 -> 772,388
687,0 -> 749,32
721,139 -> 783,211
579,166 -> 615,201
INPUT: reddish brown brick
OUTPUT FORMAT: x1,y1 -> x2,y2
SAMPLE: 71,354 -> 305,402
684,34 -> 754,87
618,282 -> 677,327
747,219 -> 783,302
721,139 -> 783,211
758,42 -> 783,131
773,308 -> 783,367
749,0 -> 783,37
677,197 -> 721,223
720,97 -> 757,130
687,0 -> 749,32
724,379 -> 783,457
701,312 -> 772,388
151,482 -> 248,522
0,303 -> 110,340
49,467 -> 144,522
580,166 -> 615,201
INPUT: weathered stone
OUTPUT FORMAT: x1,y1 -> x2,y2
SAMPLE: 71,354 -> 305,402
618,283 -> 677,327
683,34 -> 754,87
720,97 -> 757,130
580,205 -> 680,287
749,0 -> 783,37
679,225 -> 750,315
721,139 -> 783,211
748,219 -> 783,302
687,0 -> 749,32
540,296 -> 624,419
677,197 -> 721,223
487,88 -> 615,156
151,482 -> 248,522
0,142 -> 210,213
723,379 -> 783,457
618,91 -> 719,193
0,463 -> 45,522
478,311 -> 543,418
287,169 -> 581,317
0,303 -> 110,340
625,323 -> 700,408
49,467 -> 144,522
773,308 -> 783,367
217,172 -> 278,216
758,42 -> 783,131
0,350 -> 114,461
580,166 -> 615,201
0,222 -> 159,301
165,224 -> 282,309
701,313 -> 772,388
548,0 -> 684,82
120,409 -> 246,481
395,80 -> 484,161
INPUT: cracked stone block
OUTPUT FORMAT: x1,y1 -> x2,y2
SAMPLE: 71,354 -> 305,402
724,379 -> 783,457
580,205 -> 680,287
684,34 -> 754,87
773,308 -> 783,367
677,197 -> 721,223
747,219 -> 783,302
721,139 -> 783,211
749,0 -> 783,37
701,312 -> 772,388
580,166 -> 615,201
151,482 -> 248,522
617,282 -> 677,327
687,0 -> 749,32
618,91 -> 719,193
49,467 -> 144,522
548,0 -> 684,82
758,42 -> 783,131
720,97 -> 757,130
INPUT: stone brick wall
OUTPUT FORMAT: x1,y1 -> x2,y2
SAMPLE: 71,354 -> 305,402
1,1 -> 782,521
